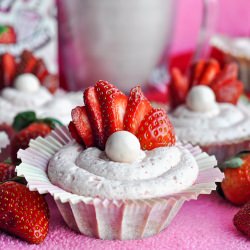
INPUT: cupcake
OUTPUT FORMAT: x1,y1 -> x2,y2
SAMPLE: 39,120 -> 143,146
168,59 -> 249,164
170,85 -> 250,164
17,81 -> 223,240
0,51 -> 82,125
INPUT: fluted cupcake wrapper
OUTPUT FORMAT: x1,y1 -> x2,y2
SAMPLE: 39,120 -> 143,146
16,126 -> 223,240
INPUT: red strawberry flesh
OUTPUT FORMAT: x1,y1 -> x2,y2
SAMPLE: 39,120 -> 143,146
124,86 -> 152,134
0,25 -> 16,44
169,68 -> 189,108
198,59 -> 220,85
95,80 -> 127,142
137,108 -> 176,150
68,121 -> 83,144
71,106 -> 94,147
233,202 -> 250,238
0,181 -> 49,244
10,123 -> 51,164
0,53 -> 16,89
212,80 -> 243,105
16,50 -> 37,75
84,87 -> 105,149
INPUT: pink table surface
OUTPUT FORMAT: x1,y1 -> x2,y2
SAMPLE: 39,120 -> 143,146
1,192 -> 249,250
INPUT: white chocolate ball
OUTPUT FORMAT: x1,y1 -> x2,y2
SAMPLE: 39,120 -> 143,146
186,86 -> 217,112
105,131 -> 141,163
14,73 -> 40,93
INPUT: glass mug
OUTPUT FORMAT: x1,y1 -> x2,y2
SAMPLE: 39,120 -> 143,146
57,0 -> 218,92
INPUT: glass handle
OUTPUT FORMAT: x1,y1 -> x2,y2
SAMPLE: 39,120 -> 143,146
192,0 -> 218,61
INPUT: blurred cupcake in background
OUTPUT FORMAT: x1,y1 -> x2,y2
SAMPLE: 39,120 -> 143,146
0,50 -> 82,125
168,58 -> 250,164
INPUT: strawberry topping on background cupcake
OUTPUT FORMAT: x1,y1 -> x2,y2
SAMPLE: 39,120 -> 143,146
169,58 -> 244,108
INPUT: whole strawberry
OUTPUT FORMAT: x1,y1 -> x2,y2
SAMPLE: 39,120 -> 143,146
221,151 -> 250,205
11,122 -> 51,164
233,202 -> 250,238
0,181 -> 49,244
0,162 -> 16,182
10,111 -> 62,164
0,25 -> 16,44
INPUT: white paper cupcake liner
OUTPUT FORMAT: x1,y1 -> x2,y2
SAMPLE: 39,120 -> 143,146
16,126 -> 223,240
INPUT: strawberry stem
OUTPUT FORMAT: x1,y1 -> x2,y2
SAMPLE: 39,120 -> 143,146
0,25 -> 7,35
0,176 -> 27,185
12,111 -> 63,131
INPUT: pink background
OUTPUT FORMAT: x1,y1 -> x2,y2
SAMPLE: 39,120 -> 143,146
171,0 -> 250,54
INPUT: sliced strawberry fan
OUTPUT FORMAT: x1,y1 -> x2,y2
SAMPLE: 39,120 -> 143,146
169,58 -> 244,108
69,80 -> 176,151
0,50 -> 58,93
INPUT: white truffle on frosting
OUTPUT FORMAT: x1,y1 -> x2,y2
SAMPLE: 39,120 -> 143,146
186,85 -> 218,112
105,131 -> 142,163
14,73 -> 40,93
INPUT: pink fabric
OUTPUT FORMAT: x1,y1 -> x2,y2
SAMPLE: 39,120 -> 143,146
171,0 -> 250,54
1,193 -> 249,250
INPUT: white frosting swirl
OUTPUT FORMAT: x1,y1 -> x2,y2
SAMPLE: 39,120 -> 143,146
170,103 -> 250,145
0,87 -> 83,125
2,87 -> 53,107
48,142 -> 199,200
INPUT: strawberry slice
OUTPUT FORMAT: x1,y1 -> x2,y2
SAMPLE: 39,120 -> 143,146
16,50 -> 37,75
71,106 -> 94,147
42,74 -> 59,94
198,59 -> 220,86
124,86 -> 152,134
84,87 -> 105,149
32,59 -> 49,82
169,67 -> 189,108
189,60 -> 206,86
211,62 -> 238,88
68,121 -> 83,144
95,80 -> 127,142
0,53 -> 16,89
137,108 -> 176,150
212,80 -> 243,105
